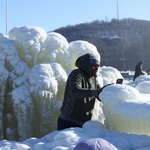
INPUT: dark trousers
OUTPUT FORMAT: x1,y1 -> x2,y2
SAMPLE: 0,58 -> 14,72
57,117 -> 82,130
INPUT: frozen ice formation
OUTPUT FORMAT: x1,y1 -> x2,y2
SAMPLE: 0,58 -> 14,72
0,26 -> 150,142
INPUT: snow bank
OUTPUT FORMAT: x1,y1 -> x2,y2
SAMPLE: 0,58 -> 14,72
134,75 -> 150,94
99,66 -> 123,86
100,84 -> 150,136
14,121 -> 150,150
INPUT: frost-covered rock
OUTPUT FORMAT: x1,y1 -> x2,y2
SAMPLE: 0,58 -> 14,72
11,83 -> 34,141
9,26 -> 47,67
99,66 -> 123,86
128,75 -> 150,92
1,27 -> 103,140
29,63 -> 67,136
99,84 -> 150,136
0,33 -> 9,41
135,81 -> 150,94
0,64 -> 9,140
38,32 -> 71,72
50,62 -> 68,101
68,40 -> 100,71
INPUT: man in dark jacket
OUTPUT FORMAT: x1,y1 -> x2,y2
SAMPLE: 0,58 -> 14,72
133,61 -> 145,81
57,53 -> 110,130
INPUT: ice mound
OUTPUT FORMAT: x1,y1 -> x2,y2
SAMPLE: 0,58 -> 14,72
39,32 -> 71,72
1,25 -> 150,144
11,83 -> 34,141
99,66 -> 123,86
0,64 -> 9,140
29,62 -> 67,137
9,26 -> 47,67
68,40 -> 100,71
100,84 -> 150,135
135,81 -> 150,94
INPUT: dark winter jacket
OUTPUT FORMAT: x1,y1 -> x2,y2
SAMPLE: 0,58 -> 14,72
60,53 -> 101,126
133,62 -> 145,81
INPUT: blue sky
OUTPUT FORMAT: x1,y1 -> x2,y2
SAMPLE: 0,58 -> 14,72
1,0 -> 150,35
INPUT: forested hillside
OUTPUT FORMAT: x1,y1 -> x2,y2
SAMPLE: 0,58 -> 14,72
52,18 -> 150,71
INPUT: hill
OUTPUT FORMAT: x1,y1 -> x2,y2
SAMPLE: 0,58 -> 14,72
52,18 -> 150,71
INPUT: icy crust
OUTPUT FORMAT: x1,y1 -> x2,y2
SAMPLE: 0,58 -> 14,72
1,26 -> 105,141
1,25 -> 150,143
99,66 -> 123,85
0,34 -> 68,141
8,26 -> 101,73
0,64 -> 9,140
99,84 -> 150,136
50,62 -> 68,101
0,40 -> 35,141
136,81 -> 150,94
39,32 -> 71,73
9,26 -> 47,67
9,61 -> 30,89
0,33 -> 9,41
9,27 -> 71,72
29,63 -> 67,137
11,83 -> 34,141
68,40 -> 100,71
111,100 -> 150,135
134,75 -> 150,94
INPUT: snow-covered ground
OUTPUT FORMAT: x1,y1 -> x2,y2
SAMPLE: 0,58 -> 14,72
0,26 -> 150,150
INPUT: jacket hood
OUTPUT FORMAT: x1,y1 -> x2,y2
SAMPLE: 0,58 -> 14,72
75,53 -> 91,76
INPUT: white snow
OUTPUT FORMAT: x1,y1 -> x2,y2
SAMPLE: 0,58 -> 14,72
0,26 -> 150,149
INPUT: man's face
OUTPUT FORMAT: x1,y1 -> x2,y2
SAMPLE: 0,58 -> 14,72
90,63 -> 99,77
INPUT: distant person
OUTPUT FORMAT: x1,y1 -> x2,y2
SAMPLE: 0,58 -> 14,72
57,53 -> 112,130
133,61 -> 145,81
147,68 -> 150,75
